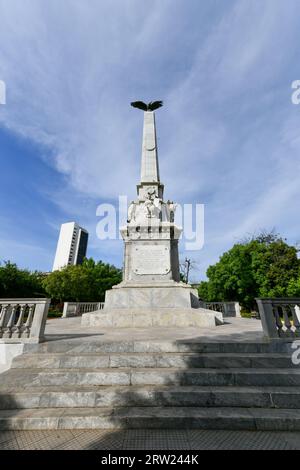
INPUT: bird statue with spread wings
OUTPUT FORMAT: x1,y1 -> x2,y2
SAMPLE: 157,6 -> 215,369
130,100 -> 163,111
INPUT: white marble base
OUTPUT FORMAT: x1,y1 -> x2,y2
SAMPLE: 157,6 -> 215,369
82,307 -> 223,328
81,282 -> 223,328
104,282 -> 201,309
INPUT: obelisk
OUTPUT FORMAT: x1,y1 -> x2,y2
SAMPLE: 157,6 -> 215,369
82,102 -> 223,327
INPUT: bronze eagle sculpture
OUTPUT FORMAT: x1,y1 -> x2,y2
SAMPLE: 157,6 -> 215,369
130,100 -> 163,111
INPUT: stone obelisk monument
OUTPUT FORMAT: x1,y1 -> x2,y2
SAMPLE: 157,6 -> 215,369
82,102 -> 222,327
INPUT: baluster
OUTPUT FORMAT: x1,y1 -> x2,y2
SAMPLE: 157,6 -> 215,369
274,306 -> 284,337
282,305 -> 293,337
290,304 -> 300,337
13,304 -> 26,338
3,304 -> 18,338
0,304 -> 9,337
24,304 -> 35,338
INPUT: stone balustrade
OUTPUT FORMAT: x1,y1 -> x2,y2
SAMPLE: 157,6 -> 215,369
203,301 -> 241,318
62,301 -> 104,318
256,298 -> 300,339
0,298 -> 50,343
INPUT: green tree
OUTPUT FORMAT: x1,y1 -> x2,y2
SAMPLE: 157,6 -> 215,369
287,277 -> 300,297
251,237 -> 299,297
198,233 -> 300,309
42,265 -> 91,302
43,258 -> 122,302
0,261 -> 45,298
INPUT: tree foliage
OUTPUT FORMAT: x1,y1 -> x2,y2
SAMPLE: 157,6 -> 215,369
198,233 -> 300,309
42,258 -> 122,302
0,261 -> 45,298
287,277 -> 300,297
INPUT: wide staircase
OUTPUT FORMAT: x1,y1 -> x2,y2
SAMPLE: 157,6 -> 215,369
0,339 -> 300,430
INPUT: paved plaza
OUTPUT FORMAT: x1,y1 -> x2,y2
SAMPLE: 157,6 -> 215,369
1,428 -> 300,450
44,316 -> 265,344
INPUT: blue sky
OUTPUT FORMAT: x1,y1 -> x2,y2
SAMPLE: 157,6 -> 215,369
0,0 -> 300,280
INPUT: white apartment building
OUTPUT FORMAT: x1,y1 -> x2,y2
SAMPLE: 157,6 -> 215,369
52,222 -> 88,271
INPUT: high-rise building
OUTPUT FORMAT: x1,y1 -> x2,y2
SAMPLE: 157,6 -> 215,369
52,222 -> 88,271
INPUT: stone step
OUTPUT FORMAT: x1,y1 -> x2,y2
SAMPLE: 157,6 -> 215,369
1,406 -> 300,431
0,385 -> 299,410
2,368 -> 300,387
27,340 -> 294,355
11,352 -> 295,369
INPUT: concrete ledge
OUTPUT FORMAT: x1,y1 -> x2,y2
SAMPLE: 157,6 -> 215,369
81,308 -> 223,328
1,407 -> 300,431
0,343 -> 24,373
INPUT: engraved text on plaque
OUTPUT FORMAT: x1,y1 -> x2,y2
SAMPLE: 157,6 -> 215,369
133,246 -> 170,275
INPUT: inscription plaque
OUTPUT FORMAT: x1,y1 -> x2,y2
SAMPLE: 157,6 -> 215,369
133,245 -> 170,275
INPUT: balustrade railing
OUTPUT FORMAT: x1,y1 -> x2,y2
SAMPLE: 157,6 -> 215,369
203,301 -> 241,318
62,302 -> 104,318
256,298 -> 300,339
0,298 -> 50,343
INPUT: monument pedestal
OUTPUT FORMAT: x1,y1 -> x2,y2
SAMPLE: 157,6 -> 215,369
82,307 -> 222,328
82,280 -> 223,327
82,108 -> 223,328
104,281 -> 202,310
